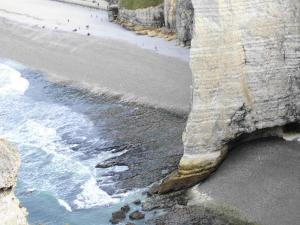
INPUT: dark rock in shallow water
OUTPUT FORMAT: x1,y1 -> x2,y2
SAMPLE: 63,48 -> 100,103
133,199 -> 141,205
94,103 -> 186,192
110,210 -> 126,224
121,204 -> 130,213
129,210 -> 145,220
95,161 -> 127,168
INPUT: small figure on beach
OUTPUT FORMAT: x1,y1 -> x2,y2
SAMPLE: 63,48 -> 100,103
86,25 -> 89,29
72,28 -> 77,32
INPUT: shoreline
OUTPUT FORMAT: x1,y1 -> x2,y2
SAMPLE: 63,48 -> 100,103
0,16 -> 192,116
0,0 -> 190,61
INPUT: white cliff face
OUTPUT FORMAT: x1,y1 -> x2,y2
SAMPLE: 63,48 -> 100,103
0,140 -> 28,225
119,4 -> 164,28
159,0 -> 300,193
176,0 -> 193,46
164,0 -> 177,31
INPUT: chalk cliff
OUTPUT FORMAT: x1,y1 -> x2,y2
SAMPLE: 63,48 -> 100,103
0,139 -> 28,225
118,4 -> 164,28
107,0 -> 194,46
176,0 -> 193,46
159,0 -> 300,193
164,0 -> 177,31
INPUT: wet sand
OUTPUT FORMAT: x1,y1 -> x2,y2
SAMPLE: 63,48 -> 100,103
0,0 -> 192,115
192,138 -> 300,225
144,138 -> 300,225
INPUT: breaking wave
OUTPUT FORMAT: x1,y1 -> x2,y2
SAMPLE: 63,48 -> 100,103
0,63 -> 29,95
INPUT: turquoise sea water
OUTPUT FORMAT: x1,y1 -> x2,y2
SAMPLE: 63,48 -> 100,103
0,60 -> 148,225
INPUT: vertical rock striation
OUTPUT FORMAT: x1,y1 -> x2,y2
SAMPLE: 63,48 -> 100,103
0,139 -> 28,225
159,0 -> 300,193
118,4 -> 164,28
176,0 -> 193,46
164,0 -> 177,31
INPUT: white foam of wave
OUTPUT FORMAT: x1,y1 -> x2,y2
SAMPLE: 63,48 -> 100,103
108,166 -> 128,173
26,188 -> 36,193
58,199 -> 73,212
0,64 -> 29,96
0,66 -> 131,210
74,177 -> 119,209
1,119 -> 113,209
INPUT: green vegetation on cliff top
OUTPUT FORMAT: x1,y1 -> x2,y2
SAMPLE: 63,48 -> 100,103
121,0 -> 163,10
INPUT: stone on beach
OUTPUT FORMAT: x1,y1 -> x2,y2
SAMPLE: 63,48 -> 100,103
129,210 -> 145,220
121,204 -> 130,213
110,210 -> 126,224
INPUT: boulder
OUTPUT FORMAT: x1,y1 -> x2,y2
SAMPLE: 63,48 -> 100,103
129,210 -> 145,220
110,210 -> 126,224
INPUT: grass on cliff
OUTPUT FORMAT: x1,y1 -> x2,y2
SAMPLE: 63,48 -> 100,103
120,0 -> 163,10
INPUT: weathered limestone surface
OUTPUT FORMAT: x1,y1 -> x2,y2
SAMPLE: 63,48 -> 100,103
159,0 -> 300,193
119,4 -> 164,28
164,0 -> 177,31
0,139 -> 28,225
176,0 -> 193,46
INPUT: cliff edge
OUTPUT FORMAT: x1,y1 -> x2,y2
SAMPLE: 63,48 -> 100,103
0,139 -> 28,225
159,0 -> 300,193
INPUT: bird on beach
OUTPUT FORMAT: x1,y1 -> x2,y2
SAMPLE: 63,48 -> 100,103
86,25 -> 89,29
72,28 -> 77,32
87,33 -> 91,36
67,19 -> 70,23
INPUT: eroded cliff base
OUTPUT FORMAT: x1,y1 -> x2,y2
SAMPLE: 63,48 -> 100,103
144,136 -> 299,225
157,123 -> 300,193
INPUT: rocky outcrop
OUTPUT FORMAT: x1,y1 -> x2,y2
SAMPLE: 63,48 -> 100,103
118,4 -> 164,28
159,0 -> 300,193
164,0 -> 177,32
107,0 -> 194,46
176,0 -> 193,46
0,139 -> 28,225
